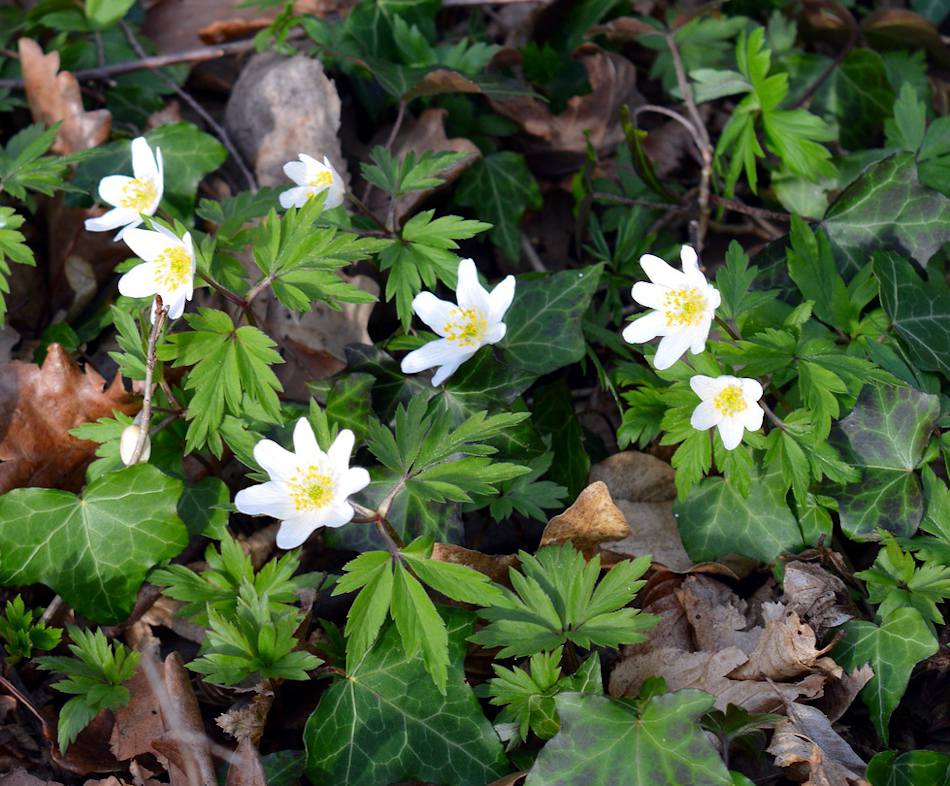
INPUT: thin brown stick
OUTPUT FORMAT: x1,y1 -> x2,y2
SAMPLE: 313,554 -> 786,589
128,297 -> 167,465
791,26 -> 858,109
708,193 -> 790,222
119,21 -> 258,192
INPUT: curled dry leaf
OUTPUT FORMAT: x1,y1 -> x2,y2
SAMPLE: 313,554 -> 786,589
0,343 -> 137,494
539,480 -> 630,556
216,686 -> 275,746
783,561 -> 853,635
815,665 -> 874,724
431,543 -> 519,586
224,738 -> 267,786
767,703 -> 869,786
589,451 -> 693,572
18,38 -> 111,154
489,44 -> 640,172
366,108 -> 481,226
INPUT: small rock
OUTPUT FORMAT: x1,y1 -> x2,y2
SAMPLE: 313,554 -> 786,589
225,53 -> 347,188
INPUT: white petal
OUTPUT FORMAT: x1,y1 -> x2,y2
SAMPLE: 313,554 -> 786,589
123,227 -> 169,263
339,466 -> 370,498
99,175 -> 136,207
622,310 -> 666,345
689,375 -> 718,400
488,275 -> 516,323
718,418 -> 745,450
431,357 -> 466,386
118,263 -> 157,299
631,281 -> 667,310
653,330 -> 693,370
327,429 -> 355,468
455,258 -> 490,313
325,181 -> 345,209
114,219 -> 143,241
741,378 -> 763,402
299,153 -> 320,170
131,137 -> 157,181
235,481 -> 295,519
154,147 -> 164,199
690,401 -> 721,430
253,439 -> 298,482
401,338 -> 464,374
743,403 -> 765,432
706,286 -> 721,310
276,515 -> 319,549
322,500 -> 356,528
640,254 -> 687,288
279,186 -> 311,209
690,321 -> 711,354
680,245 -> 699,273
412,292 -> 456,335
283,160 -> 309,185
485,322 -> 506,344
293,418 -> 324,464
163,291 -> 188,320
85,206 -> 137,233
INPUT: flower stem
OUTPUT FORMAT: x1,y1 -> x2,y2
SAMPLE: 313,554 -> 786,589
128,296 -> 167,465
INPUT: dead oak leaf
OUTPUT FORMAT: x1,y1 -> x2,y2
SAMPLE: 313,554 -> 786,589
539,481 -> 630,556
0,343 -> 137,493
18,38 -> 111,154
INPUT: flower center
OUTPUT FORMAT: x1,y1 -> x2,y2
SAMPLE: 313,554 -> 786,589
713,385 -> 747,417
288,465 -> 335,512
443,307 -> 488,348
153,245 -> 192,291
119,178 -> 157,211
663,287 -> 707,327
308,170 -> 334,189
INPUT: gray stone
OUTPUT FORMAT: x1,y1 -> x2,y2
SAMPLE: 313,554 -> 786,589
225,53 -> 347,188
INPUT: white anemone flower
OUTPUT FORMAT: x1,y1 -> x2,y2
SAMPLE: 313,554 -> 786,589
279,154 -> 345,210
622,245 -> 721,370
118,225 -> 195,322
235,419 -> 371,550
689,374 -> 764,450
400,258 -> 515,386
84,137 -> 163,240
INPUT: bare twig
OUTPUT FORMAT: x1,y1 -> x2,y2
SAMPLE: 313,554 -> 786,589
119,21 -> 258,192
708,193 -> 790,222
521,234 -> 546,272
128,297 -> 167,465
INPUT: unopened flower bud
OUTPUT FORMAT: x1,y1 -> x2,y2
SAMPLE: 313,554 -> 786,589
119,424 -> 151,466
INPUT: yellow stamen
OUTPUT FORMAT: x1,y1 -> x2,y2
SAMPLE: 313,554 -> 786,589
308,170 -> 334,189
663,287 -> 707,327
443,307 -> 488,348
118,178 -> 157,211
713,385 -> 747,417
153,245 -> 192,290
288,465 -> 334,512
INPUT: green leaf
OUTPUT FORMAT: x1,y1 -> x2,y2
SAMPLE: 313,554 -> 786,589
501,265 -> 602,375
918,117 -> 950,197
177,477 -> 230,540
304,610 -> 509,786
822,152 -> 950,276
261,751 -> 306,786
0,207 -> 36,326
814,49 -> 894,150
0,465 -> 187,624
85,0 -> 135,28
874,251 -> 950,378
524,691 -> 732,786
884,84 -> 927,152
867,750 -> 950,786
829,383 -> 940,540
454,152 -> 542,261
833,608 -> 937,743
785,216 -> 854,330
675,466 -> 805,564
0,124 -> 69,199
715,240 -> 775,324
532,380 -> 589,499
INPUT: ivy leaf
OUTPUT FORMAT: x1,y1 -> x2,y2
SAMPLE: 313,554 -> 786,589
813,49 -> 894,150
867,749 -> 950,786
873,251 -> 950,379
304,611 -> 509,786
501,265 -> 602,375
822,152 -> 950,276
524,691 -> 732,786
675,466 -> 806,563
0,465 -> 188,624
833,608 -> 937,743
829,383 -> 940,540
918,117 -> 950,197
454,151 -> 542,261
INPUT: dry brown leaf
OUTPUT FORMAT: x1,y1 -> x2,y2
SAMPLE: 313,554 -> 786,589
588,16 -> 656,42
815,665 -> 874,723
676,575 -> 760,654
224,738 -> 267,786
216,687 -> 275,745
768,703 -> 869,786
431,543 -> 519,585
0,343 -> 137,493
489,44 -> 640,172
0,770 -> 64,786
366,108 -> 480,225
198,17 -> 273,44
539,481 -> 630,555
590,451 -> 693,571
783,561 -> 853,635
18,38 -> 111,154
